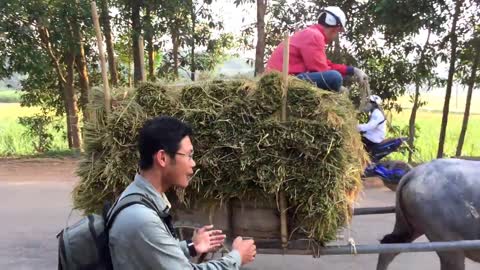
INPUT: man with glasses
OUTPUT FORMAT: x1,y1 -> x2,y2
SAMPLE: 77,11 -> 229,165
266,6 -> 368,92
109,116 -> 257,269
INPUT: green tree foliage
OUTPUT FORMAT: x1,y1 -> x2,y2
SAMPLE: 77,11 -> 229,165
0,0 -> 94,149
1,0 -> 479,159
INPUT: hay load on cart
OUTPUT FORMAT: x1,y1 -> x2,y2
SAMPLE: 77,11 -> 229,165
73,72 -> 368,248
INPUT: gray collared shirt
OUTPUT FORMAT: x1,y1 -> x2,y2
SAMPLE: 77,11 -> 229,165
109,174 -> 241,270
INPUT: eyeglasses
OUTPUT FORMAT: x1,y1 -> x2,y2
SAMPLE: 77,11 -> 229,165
175,152 -> 194,161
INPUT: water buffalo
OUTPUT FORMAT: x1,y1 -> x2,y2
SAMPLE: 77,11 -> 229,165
377,158 -> 480,270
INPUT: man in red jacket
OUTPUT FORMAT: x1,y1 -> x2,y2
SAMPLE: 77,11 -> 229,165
266,6 -> 368,92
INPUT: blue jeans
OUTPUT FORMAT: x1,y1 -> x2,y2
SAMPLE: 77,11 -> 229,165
296,70 -> 343,92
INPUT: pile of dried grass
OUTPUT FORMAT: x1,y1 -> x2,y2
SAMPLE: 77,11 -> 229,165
73,72 -> 368,243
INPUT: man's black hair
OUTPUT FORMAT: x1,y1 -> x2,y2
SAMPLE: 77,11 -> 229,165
137,116 -> 193,170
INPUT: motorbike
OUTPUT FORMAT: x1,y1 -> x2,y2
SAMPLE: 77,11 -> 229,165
363,137 -> 412,191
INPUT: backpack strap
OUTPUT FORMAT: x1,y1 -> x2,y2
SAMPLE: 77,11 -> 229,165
105,193 -> 177,238
375,108 -> 386,127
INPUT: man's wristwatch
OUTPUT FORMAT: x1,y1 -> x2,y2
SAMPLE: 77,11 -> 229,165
186,240 -> 198,257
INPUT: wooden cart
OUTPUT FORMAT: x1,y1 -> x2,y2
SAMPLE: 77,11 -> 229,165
172,201 -> 480,262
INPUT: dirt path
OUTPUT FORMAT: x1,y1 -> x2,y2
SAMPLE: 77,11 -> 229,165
0,157 -> 79,182
0,158 -> 478,270
0,158 -> 81,270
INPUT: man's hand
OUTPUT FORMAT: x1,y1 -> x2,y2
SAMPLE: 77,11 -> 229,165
192,225 -> 226,254
232,236 -> 256,265
353,67 -> 369,86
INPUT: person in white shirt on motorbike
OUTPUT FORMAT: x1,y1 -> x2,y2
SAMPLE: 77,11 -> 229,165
357,95 -> 386,154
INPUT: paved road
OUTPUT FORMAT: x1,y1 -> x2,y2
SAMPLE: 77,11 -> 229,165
0,159 -> 478,270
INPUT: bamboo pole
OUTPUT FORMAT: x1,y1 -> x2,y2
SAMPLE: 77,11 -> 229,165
353,206 -> 396,216
139,35 -> 146,82
254,239 -> 480,256
359,81 -> 371,110
281,33 -> 290,122
320,239 -> 480,255
91,1 -> 111,114
279,32 -> 290,251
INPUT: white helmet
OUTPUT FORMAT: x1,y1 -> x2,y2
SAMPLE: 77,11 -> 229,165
319,6 -> 347,29
369,95 -> 383,106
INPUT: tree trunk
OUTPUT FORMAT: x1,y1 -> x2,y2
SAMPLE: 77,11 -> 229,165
455,43 -> 479,156
60,82 -> 73,148
333,37 -> 342,62
408,28 -> 431,163
145,5 -> 155,81
37,21 -> 81,149
75,54 -> 90,117
147,40 -> 155,81
190,4 -> 196,81
408,84 -> 421,162
254,0 -> 267,76
172,28 -> 180,78
37,26 -> 66,86
64,50 -> 82,150
70,0 -> 90,116
100,0 -> 119,86
131,0 -> 142,86
437,0 -> 464,158
128,58 -> 133,87
72,30 -> 90,116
